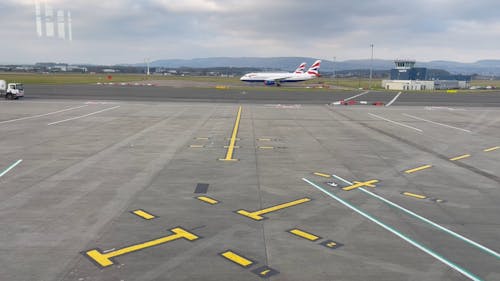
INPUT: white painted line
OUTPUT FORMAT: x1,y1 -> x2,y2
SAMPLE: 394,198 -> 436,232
385,92 -> 402,107
331,174 -> 500,260
402,114 -> 472,133
48,106 -> 120,126
0,159 -> 22,178
302,178 -> 482,281
0,105 -> 88,124
369,113 -> 423,132
103,248 -> 116,253
344,91 -> 369,101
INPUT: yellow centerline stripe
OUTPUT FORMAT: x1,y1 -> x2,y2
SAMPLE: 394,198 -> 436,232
289,229 -> 321,241
402,192 -> 427,199
220,106 -> 242,161
405,164 -> 433,174
313,172 -> 331,178
132,209 -> 156,220
484,146 -> 499,152
449,154 -> 471,161
220,250 -> 254,267
196,196 -> 219,205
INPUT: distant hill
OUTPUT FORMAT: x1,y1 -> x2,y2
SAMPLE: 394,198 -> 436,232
142,57 -> 500,75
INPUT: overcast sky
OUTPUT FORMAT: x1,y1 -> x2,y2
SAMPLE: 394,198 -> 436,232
1,0 -> 499,64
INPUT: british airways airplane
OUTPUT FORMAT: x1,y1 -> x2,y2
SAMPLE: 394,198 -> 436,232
240,60 -> 321,86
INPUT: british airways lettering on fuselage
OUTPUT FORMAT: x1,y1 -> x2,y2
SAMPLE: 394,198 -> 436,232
240,60 -> 321,86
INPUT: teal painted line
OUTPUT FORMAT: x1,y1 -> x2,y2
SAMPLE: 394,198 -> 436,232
331,174 -> 500,260
0,159 -> 22,178
302,178 -> 483,281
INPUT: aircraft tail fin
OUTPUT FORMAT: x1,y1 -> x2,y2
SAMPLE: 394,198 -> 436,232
294,62 -> 307,74
307,60 -> 321,76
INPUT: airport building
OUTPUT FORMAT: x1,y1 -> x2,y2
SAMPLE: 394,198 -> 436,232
382,60 -> 470,90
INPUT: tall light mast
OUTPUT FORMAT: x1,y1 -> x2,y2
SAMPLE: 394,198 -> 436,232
369,44 -> 374,90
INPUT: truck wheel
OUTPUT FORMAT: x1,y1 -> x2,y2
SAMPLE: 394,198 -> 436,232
6,93 -> 13,100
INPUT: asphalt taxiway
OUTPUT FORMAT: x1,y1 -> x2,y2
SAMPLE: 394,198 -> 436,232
0,87 -> 499,281
26,84 -> 500,106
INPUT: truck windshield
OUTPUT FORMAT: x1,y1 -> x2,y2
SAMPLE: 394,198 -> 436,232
17,84 -> 24,90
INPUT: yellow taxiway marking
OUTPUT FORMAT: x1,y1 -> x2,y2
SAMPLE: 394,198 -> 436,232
402,192 -> 427,199
224,145 -> 240,148
288,228 -> 321,241
252,266 -> 279,277
450,154 -> 471,161
322,240 -> 338,248
220,250 -> 254,267
484,146 -> 499,152
313,172 -> 331,178
236,198 -> 311,221
131,209 -> 156,220
196,196 -> 219,205
83,227 -> 199,268
342,180 -> 379,191
189,145 -> 204,148
258,146 -> 274,149
220,106 -> 242,161
405,165 -> 433,174
260,269 -> 271,275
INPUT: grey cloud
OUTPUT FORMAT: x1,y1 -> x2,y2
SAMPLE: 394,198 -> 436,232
0,0 -> 499,64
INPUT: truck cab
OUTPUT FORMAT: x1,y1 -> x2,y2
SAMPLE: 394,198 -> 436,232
0,81 -> 24,99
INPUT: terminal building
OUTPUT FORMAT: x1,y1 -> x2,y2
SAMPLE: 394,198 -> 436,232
382,60 -> 470,90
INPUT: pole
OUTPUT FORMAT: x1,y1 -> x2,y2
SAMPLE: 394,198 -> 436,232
369,44 -> 374,90
145,58 -> 150,77
332,56 -> 336,87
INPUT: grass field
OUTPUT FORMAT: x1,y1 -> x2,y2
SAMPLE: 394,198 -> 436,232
306,77 -> 382,89
1,72 -> 498,92
470,79 -> 500,87
0,72 -> 378,87
0,73 -> 152,85
0,73 -> 247,84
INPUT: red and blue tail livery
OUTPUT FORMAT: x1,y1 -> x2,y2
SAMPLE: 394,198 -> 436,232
307,60 -> 321,76
294,62 -> 307,74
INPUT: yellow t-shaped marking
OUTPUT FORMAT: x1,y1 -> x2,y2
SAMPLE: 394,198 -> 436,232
342,180 -> 379,191
236,198 -> 311,220
84,227 -> 199,268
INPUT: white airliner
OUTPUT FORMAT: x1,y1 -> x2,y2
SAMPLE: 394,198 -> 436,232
240,60 -> 321,86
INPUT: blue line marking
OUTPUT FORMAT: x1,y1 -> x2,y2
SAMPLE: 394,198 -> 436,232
302,177 -> 483,281
0,159 -> 22,178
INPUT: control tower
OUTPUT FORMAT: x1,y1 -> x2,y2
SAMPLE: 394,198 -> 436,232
394,59 -> 416,70
390,59 -> 426,80
383,59 -> 470,90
